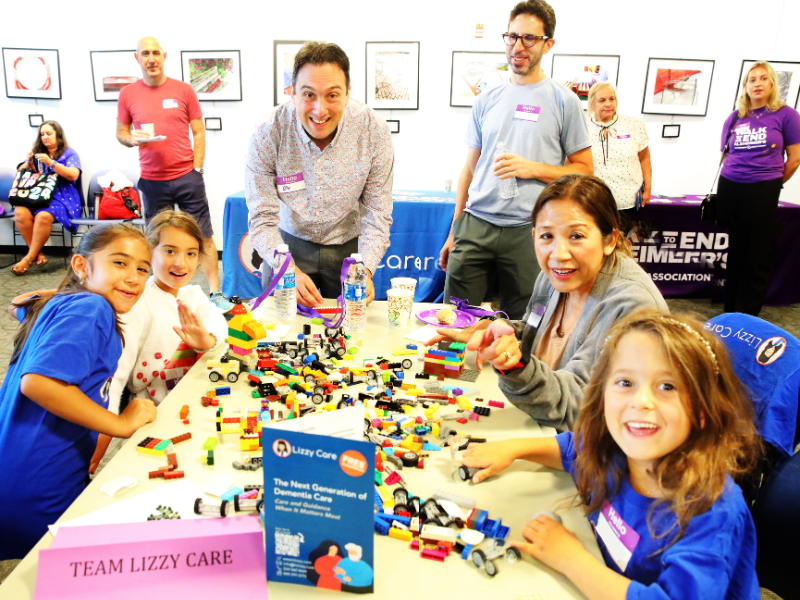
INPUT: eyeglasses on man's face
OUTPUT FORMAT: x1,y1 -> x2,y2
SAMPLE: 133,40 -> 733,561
502,33 -> 550,47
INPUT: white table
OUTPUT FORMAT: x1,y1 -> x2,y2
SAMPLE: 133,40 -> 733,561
0,302 -> 601,599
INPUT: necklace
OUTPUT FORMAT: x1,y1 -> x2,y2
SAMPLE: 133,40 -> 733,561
556,293 -> 569,338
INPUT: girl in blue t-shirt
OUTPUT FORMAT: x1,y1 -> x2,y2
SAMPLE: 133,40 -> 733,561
462,310 -> 761,599
0,223 -> 158,560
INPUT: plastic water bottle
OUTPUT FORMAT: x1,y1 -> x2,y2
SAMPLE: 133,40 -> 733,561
273,244 -> 297,319
343,253 -> 367,331
495,141 -> 519,199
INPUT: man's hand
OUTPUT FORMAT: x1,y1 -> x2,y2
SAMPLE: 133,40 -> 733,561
494,152 -> 538,180
295,268 -> 324,307
439,232 -> 454,270
130,131 -> 152,146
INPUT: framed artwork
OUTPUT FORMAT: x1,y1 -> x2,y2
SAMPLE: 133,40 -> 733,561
733,60 -> 800,110
662,124 -> 681,138
90,50 -> 139,101
274,40 -> 308,106
205,117 -> 222,131
181,50 -> 242,101
550,54 -> 620,110
29,114 -> 44,127
365,42 -> 419,110
3,48 -> 61,100
641,58 -> 715,116
386,119 -> 400,133
450,51 -> 509,107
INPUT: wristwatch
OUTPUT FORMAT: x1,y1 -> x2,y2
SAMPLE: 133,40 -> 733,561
194,168 -> 204,175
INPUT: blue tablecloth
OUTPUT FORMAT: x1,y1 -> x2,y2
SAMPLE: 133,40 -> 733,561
221,190 -> 456,301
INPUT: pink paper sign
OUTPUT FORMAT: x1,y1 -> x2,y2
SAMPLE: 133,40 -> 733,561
34,515 -> 267,599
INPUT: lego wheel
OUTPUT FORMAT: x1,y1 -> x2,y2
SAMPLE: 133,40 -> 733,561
314,385 -> 325,395
458,465 -> 472,481
472,549 -> 486,568
209,372 -> 220,382
402,359 -> 413,369
312,393 -> 324,405
220,355 -> 229,363
325,327 -> 338,338
484,558 -> 498,577
287,349 -> 298,359
505,546 -> 522,564
227,373 -> 239,383
367,370 -> 378,383
194,498 -> 203,515
337,399 -> 349,410
304,374 -> 316,383
220,500 -> 229,517
336,347 -> 346,358
257,499 -> 264,513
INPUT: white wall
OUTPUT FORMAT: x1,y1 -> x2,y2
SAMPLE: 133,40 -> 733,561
1,0 -> 797,248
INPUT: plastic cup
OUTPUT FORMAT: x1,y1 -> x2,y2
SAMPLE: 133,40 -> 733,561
390,277 -> 417,296
387,288 -> 414,328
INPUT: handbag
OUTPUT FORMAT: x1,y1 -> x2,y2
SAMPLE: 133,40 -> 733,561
98,185 -> 142,220
8,169 -> 57,211
701,114 -> 741,222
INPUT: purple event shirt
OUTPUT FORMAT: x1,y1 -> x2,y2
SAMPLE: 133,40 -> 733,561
720,105 -> 800,183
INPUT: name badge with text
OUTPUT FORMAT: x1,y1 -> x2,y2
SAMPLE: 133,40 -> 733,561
514,105 -> 540,122
277,173 -> 306,193
162,99 -> 178,109
595,501 -> 640,572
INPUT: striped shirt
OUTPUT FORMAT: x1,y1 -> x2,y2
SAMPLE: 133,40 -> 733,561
245,99 -> 394,274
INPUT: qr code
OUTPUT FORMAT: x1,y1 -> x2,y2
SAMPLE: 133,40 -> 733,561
275,531 -> 301,557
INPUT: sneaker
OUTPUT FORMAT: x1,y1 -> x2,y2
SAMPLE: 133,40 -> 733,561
210,291 -> 235,313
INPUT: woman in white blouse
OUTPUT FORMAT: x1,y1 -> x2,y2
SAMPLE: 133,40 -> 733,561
586,82 -> 652,230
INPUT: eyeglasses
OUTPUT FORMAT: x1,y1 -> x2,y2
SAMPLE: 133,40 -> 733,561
502,33 -> 550,47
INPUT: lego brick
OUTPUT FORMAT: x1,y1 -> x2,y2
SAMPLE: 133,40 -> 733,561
179,405 -> 189,419
170,432 -> 192,445
163,470 -> 185,480
388,528 -> 413,542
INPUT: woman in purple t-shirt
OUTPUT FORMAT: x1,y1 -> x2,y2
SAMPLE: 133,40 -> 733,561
717,61 -> 800,316
12,120 -> 82,275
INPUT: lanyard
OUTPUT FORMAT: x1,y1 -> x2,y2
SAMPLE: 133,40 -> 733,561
249,253 -> 359,328
449,297 -> 508,320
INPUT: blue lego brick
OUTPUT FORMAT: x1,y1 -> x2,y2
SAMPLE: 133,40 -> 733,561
461,543 -> 473,560
475,510 -> 488,531
374,515 -> 391,535
221,486 -> 243,502
495,525 -> 510,540
422,442 -> 442,451
406,344 -> 417,350
376,513 -> 411,527
394,371 -> 404,379
213,385 -> 231,396
374,488 -> 384,512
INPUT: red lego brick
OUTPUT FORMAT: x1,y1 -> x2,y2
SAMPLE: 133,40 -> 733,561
183,419 -> 190,425
163,470 -> 185,480
170,432 -> 192,445
456,418 -> 468,424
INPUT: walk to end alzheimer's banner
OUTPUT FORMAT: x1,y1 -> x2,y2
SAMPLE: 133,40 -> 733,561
629,223 -> 727,298
263,428 -> 375,594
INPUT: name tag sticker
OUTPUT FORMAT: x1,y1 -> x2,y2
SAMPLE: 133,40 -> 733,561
616,134 -> 631,139
162,99 -> 178,109
526,303 -> 546,328
514,104 -> 540,122
596,501 -> 640,572
277,173 -> 306,193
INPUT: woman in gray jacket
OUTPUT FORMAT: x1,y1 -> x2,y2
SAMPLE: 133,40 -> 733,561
430,174 -> 667,431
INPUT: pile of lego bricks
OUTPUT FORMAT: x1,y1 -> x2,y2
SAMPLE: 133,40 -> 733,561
139,433 -> 192,480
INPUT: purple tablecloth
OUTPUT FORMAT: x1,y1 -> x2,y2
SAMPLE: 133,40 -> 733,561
631,195 -> 800,305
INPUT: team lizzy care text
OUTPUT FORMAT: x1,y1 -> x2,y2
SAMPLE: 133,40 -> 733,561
68,550 -> 233,577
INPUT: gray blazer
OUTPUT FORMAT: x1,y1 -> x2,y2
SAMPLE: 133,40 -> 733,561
498,255 -> 668,432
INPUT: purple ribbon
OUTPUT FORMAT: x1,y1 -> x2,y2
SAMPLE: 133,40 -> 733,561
449,297 -> 508,320
250,253 -> 359,329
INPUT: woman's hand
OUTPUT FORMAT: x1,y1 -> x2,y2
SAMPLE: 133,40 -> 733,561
173,300 -> 216,351
465,320 -> 522,370
424,318 -> 492,348
461,439 -> 524,482
511,514 -> 587,574
34,153 -> 54,168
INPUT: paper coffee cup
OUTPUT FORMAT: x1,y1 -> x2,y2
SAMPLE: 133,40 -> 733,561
390,277 -> 417,295
387,288 -> 414,328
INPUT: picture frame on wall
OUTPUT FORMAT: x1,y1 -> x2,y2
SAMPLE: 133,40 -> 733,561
450,51 -> 509,107
365,42 -> 419,110
181,50 -> 242,101
733,60 -> 800,110
3,48 -> 61,100
641,57 -> 715,117
550,54 -> 620,111
90,50 -> 140,102
274,40 -> 308,106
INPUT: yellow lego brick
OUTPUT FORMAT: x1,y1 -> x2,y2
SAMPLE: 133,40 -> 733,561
340,382 -> 348,391
376,484 -> 395,508
392,345 -> 418,356
225,336 -> 257,349
456,396 -> 472,410
342,353 -> 353,361
407,389 -> 421,396
388,528 -> 413,542
323,403 -> 337,411
137,446 -> 163,456
288,375 -> 304,383
424,409 -> 434,420
401,382 -> 417,390
431,423 -> 440,437
243,320 -> 267,340
402,405 -> 413,415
